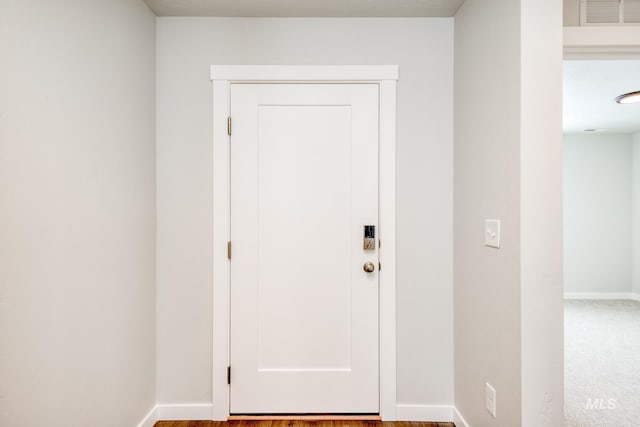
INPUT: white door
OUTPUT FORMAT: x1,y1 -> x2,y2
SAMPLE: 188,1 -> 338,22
229,83 -> 379,414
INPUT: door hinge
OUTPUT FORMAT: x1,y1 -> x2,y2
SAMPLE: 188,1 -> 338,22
227,366 -> 231,385
227,241 -> 232,260
379,262 -> 382,271
227,116 -> 232,136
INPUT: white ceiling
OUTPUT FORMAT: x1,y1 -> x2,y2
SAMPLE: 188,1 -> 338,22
564,60 -> 640,134
144,0 -> 465,17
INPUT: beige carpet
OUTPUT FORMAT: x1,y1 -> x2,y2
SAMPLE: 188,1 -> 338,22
564,300 -> 640,427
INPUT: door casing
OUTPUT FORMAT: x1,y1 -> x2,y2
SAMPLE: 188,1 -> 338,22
210,65 -> 398,421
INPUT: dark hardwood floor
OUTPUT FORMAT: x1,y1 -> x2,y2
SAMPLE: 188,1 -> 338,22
154,421 -> 455,427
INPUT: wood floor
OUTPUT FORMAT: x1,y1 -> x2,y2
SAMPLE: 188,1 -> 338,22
154,421 -> 455,427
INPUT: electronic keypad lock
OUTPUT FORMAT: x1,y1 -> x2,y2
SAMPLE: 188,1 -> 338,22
363,225 -> 376,250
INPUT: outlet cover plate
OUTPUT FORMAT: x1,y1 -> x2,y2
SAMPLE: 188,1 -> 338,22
486,382 -> 496,418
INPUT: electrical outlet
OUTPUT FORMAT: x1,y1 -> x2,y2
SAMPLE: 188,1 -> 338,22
486,382 -> 496,418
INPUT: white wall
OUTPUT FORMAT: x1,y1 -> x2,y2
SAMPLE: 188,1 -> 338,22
633,133 -> 640,296
564,134 -> 633,294
0,1 -> 156,426
454,0 -> 563,425
519,1 -> 563,424
156,18 -> 454,408
454,0 -> 523,424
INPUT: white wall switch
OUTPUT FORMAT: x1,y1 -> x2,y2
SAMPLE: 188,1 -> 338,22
486,382 -> 497,418
485,219 -> 501,248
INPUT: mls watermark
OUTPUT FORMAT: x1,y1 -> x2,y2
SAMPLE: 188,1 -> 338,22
585,398 -> 618,410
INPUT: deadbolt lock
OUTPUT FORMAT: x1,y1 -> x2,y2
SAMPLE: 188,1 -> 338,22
363,225 -> 376,250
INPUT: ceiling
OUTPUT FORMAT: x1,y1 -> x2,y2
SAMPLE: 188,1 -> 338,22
564,60 -> 640,134
144,0 -> 465,17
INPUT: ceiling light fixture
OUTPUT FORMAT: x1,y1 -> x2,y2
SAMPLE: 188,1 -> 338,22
615,91 -> 640,104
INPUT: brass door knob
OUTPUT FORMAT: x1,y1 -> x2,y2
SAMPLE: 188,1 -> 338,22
363,262 -> 375,273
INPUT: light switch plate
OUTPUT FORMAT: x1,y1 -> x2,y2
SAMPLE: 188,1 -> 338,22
485,219 -> 500,248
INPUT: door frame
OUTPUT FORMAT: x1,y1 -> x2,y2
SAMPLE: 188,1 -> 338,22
210,65 -> 398,421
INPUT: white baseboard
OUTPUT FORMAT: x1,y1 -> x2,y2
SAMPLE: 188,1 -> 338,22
395,404 -> 453,422
453,407 -> 470,427
564,292 -> 639,300
136,405 -> 158,427
140,403 -> 468,425
156,403 -> 213,421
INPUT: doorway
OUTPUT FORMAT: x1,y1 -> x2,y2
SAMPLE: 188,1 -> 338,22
563,59 -> 640,427
210,66 -> 398,420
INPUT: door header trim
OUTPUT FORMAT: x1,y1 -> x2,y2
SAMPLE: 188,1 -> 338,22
211,65 -> 398,81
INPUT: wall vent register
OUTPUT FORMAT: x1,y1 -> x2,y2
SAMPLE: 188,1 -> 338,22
581,0 -> 640,25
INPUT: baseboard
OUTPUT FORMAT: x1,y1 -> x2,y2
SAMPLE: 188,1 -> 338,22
156,403 -> 213,421
564,292 -> 638,300
141,403 -> 465,425
136,405 -> 158,427
452,407 -> 470,427
395,404 -> 453,422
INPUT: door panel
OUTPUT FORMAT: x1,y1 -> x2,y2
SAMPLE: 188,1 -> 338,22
230,83 -> 379,414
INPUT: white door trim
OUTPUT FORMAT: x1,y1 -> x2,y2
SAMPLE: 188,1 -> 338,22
211,65 -> 397,421
563,26 -> 640,59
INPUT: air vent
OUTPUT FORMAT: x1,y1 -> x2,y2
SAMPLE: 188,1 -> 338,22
581,0 -> 640,24
624,0 -> 640,23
